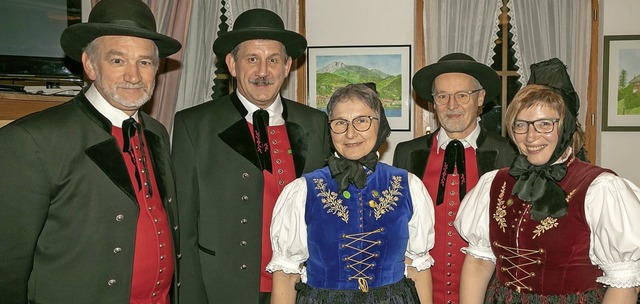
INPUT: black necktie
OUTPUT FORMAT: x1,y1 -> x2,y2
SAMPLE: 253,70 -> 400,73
252,109 -> 272,173
121,117 -> 153,197
436,139 -> 467,205
122,117 -> 140,153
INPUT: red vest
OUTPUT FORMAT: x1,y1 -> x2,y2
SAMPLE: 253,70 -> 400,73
113,126 -> 174,304
422,136 -> 479,304
489,158 -> 612,295
248,123 -> 297,292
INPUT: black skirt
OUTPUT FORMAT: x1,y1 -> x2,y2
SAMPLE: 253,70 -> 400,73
484,276 -> 606,304
295,277 -> 420,304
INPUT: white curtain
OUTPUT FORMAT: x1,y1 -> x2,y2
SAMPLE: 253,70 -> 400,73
423,0 -> 502,130
173,0 -> 223,117
510,0 -> 591,125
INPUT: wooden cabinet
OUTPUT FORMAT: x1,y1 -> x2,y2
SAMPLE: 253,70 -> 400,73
0,92 -> 72,126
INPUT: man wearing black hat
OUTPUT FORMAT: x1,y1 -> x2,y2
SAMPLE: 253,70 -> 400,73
393,53 -> 517,304
171,8 -> 331,304
0,0 -> 181,303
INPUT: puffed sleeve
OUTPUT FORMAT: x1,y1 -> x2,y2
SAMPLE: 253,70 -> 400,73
585,173 -> 640,288
405,173 -> 436,271
454,170 -> 498,263
266,177 -> 309,275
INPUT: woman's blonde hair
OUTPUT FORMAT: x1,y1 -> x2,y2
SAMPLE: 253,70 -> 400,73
504,84 -> 585,156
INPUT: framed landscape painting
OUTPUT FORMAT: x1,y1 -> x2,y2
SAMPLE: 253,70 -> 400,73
602,35 -> 640,131
307,45 -> 412,131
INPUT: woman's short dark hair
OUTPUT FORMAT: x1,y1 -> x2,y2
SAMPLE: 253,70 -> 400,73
326,83 -> 381,118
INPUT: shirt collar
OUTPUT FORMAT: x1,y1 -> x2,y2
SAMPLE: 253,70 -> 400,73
435,119 -> 481,153
85,84 -> 138,128
555,147 -> 572,164
237,92 -> 285,126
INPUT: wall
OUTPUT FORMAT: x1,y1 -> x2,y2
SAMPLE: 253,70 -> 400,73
76,0 -> 639,183
308,1 -> 640,184
601,0 -> 640,185
306,0 -> 416,165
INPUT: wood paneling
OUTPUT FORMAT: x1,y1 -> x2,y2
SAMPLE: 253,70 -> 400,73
585,0 -> 599,163
0,92 -> 70,121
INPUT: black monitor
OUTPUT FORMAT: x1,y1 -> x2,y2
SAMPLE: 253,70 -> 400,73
0,0 -> 83,82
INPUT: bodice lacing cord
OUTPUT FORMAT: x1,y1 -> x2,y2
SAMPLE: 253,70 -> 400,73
342,228 -> 384,292
494,242 -> 544,293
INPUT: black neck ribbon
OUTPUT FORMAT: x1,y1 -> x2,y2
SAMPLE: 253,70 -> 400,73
435,139 -> 467,205
508,154 -> 569,221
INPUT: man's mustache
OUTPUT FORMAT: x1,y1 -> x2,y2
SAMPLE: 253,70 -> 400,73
250,77 -> 274,85
117,82 -> 147,89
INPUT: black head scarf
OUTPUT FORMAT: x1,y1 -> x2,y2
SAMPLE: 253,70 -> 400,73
508,58 -> 580,221
326,83 -> 391,193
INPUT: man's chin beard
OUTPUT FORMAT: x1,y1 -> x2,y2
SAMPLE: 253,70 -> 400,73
106,83 -> 154,110
113,94 -> 151,110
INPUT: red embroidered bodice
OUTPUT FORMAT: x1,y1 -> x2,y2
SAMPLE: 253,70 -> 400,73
489,158 -> 612,295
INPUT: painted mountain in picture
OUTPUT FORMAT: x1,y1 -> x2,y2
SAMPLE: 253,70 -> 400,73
314,54 -> 403,117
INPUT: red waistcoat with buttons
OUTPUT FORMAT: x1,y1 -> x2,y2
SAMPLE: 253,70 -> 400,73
488,158 -> 612,295
113,126 -> 174,304
248,123 -> 297,292
422,136 -> 479,304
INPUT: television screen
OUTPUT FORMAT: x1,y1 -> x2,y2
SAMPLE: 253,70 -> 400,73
0,0 -> 83,81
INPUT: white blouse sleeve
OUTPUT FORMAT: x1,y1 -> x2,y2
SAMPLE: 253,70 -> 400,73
266,177 -> 309,275
454,170 -> 498,263
586,172 -> 640,288
405,173 -> 436,271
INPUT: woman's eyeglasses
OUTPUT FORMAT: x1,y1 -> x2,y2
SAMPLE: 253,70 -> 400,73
329,115 -> 379,134
512,118 -> 560,134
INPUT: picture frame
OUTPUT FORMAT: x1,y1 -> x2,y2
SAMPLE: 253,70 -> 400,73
307,45 -> 412,131
602,35 -> 640,131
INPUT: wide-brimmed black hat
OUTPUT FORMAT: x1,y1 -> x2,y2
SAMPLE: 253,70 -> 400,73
60,0 -> 182,62
413,53 -> 500,102
212,8 -> 307,59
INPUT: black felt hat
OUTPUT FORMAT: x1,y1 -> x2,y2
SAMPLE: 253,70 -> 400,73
212,8 -> 307,59
60,0 -> 182,62
413,53 -> 500,102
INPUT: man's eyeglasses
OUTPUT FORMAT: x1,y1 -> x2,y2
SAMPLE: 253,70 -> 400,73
329,115 -> 379,134
512,118 -> 560,134
431,89 -> 483,105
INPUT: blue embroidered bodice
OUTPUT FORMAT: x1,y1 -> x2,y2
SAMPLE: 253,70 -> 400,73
303,163 -> 413,291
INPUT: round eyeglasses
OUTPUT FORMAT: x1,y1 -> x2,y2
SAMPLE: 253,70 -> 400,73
512,118 -> 560,134
329,115 -> 379,134
431,89 -> 483,105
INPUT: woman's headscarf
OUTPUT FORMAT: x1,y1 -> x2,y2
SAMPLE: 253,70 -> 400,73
508,58 -> 581,221
326,83 -> 391,193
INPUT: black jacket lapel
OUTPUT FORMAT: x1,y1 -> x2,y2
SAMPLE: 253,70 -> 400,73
77,91 -> 137,203
219,94 -> 262,170
86,139 -> 137,203
281,100 -> 310,177
285,122 -> 307,177
143,128 -> 168,200
407,133 -> 435,178
476,128 -> 501,176
408,149 -> 430,178
219,120 -> 261,171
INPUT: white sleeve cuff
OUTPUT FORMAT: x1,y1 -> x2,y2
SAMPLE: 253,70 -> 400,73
596,261 -> 640,288
406,252 -> 435,272
265,254 -> 303,274
461,245 -> 496,263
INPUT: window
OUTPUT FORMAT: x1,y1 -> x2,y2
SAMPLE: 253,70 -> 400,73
480,0 -> 521,137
